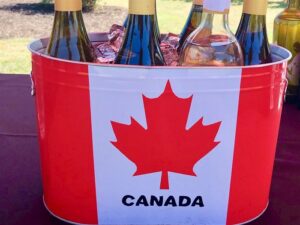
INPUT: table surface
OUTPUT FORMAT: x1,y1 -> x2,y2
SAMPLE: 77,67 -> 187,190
0,74 -> 300,225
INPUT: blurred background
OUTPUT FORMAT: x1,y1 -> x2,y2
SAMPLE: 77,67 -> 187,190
0,0 -> 288,74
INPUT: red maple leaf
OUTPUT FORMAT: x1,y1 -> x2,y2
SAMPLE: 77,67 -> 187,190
111,81 -> 221,190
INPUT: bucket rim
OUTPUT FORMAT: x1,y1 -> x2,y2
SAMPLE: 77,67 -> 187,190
28,32 -> 292,70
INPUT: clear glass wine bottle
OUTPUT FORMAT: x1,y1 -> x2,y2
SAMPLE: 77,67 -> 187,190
179,0 -> 244,67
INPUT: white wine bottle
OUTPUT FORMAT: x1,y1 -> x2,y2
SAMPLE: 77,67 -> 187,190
46,0 -> 95,62
236,0 -> 272,65
123,1 -> 161,41
274,0 -> 300,103
115,0 -> 165,66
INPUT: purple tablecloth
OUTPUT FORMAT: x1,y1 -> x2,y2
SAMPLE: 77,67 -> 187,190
0,74 -> 299,225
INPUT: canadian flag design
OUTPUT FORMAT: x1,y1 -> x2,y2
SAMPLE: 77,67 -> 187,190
110,81 -> 222,191
33,53 -> 286,225
89,66 -> 241,225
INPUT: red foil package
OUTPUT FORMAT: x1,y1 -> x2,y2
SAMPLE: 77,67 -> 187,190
95,25 -> 180,66
160,33 -> 180,66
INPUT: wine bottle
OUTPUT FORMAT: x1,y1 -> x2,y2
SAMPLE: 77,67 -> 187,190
274,0 -> 300,103
178,0 -> 203,51
236,0 -> 272,65
46,0 -> 95,62
123,1 -> 161,40
179,0 -> 244,67
115,0 -> 165,66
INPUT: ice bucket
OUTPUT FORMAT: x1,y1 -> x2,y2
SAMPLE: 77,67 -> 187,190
29,33 -> 291,225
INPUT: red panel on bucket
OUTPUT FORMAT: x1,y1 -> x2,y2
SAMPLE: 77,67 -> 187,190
227,64 -> 287,224
32,55 -> 98,224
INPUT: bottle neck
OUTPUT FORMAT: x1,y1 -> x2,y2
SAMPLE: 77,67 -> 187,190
117,13 -> 164,65
52,11 -> 88,39
239,14 -> 267,33
126,14 -> 157,38
200,11 -> 231,36
53,11 -> 84,27
47,10 -> 93,61
288,0 -> 300,10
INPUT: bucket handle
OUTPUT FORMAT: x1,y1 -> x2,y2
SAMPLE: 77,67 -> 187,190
30,71 -> 35,96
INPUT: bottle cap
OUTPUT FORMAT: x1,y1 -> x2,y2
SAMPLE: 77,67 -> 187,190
55,0 -> 82,12
129,0 -> 155,15
193,0 -> 203,5
243,0 -> 268,15
203,0 -> 230,14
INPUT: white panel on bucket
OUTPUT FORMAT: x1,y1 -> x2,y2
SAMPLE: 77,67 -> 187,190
88,65 -> 242,225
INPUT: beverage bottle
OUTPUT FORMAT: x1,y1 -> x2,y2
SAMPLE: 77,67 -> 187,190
274,0 -> 300,103
236,0 -> 272,65
115,0 -> 165,66
179,0 -> 244,67
178,0 -> 203,51
123,1 -> 161,40
46,0 -> 95,62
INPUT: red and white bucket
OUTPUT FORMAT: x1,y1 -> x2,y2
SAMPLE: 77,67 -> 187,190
29,34 -> 291,225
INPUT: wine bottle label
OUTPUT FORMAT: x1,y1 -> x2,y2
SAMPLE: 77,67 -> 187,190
203,0 -> 230,14
243,0 -> 268,15
193,0 -> 203,5
55,0 -> 82,11
129,0 -> 155,15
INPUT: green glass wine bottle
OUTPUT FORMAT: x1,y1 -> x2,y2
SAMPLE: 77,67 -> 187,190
274,0 -> 300,103
236,0 -> 272,65
46,0 -> 95,62
178,0 -> 203,52
115,0 -> 165,66
123,1 -> 161,41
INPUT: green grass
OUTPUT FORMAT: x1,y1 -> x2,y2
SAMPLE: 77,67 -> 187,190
0,38 -> 32,74
0,0 -> 285,74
